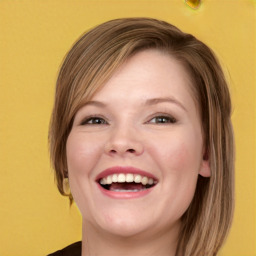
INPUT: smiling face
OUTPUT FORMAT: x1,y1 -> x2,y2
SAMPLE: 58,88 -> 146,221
66,49 -> 210,239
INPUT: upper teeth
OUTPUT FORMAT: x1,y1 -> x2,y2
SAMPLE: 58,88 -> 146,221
99,173 -> 155,186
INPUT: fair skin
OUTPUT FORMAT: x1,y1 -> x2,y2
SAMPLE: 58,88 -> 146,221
66,49 -> 210,256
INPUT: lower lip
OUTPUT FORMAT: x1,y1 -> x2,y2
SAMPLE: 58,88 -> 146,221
96,183 -> 154,199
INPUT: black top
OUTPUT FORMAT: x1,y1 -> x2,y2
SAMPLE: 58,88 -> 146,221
47,241 -> 82,256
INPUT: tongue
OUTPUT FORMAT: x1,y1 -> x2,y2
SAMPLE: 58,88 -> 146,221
109,182 -> 145,191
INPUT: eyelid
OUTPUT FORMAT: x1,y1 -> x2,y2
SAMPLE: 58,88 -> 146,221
146,112 -> 177,124
79,114 -> 109,125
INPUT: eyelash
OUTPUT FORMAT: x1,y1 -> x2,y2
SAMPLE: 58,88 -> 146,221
80,116 -> 108,125
147,114 -> 177,124
80,114 -> 177,126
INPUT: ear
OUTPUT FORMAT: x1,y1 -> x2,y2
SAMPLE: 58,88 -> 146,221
199,150 -> 211,177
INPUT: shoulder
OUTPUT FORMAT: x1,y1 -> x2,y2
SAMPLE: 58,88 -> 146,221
47,241 -> 82,256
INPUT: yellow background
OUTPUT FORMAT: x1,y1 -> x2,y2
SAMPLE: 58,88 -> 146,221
0,1 -> 255,255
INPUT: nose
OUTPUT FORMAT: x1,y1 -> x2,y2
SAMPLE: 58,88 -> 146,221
104,126 -> 144,157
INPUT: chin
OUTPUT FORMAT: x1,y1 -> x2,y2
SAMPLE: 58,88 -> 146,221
91,207 -> 155,238
100,221 -> 151,238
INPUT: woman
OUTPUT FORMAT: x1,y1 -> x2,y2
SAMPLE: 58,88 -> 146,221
48,18 -> 234,256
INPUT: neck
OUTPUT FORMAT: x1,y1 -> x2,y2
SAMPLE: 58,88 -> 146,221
81,220 -> 180,256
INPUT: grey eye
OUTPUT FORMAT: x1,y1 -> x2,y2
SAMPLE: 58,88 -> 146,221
81,117 -> 107,125
150,116 -> 176,124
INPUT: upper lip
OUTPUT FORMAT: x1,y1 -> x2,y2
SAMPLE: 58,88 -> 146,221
95,166 -> 158,182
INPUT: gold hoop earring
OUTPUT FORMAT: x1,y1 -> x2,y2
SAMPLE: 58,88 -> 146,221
63,178 -> 70,194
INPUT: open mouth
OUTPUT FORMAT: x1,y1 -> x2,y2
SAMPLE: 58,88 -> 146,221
98,173 -> 157,192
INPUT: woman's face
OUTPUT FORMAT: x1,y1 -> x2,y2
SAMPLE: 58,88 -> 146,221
66,50 -> 210,238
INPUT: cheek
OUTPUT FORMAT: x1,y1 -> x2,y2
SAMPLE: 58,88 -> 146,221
66,132 -> 102,203
153,134 -> 202,174
149,133 -> 202,214
66,132 -> 104,216
66,132 -> 102,175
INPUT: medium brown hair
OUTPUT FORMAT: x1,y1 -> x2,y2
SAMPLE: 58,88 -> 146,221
49,18 -> 234,256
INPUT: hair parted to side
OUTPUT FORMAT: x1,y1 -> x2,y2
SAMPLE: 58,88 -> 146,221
49,18 -> 234,256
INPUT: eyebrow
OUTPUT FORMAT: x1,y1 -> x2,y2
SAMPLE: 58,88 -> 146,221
84,97 -> 187,112
145,97 -> 187,112
84,101 -> 107,107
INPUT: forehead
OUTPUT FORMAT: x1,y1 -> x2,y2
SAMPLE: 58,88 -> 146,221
91,49 -> 196,104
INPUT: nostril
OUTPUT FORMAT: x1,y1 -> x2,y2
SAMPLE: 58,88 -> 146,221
108,148 -> 136,155
127,149 -> 135,153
